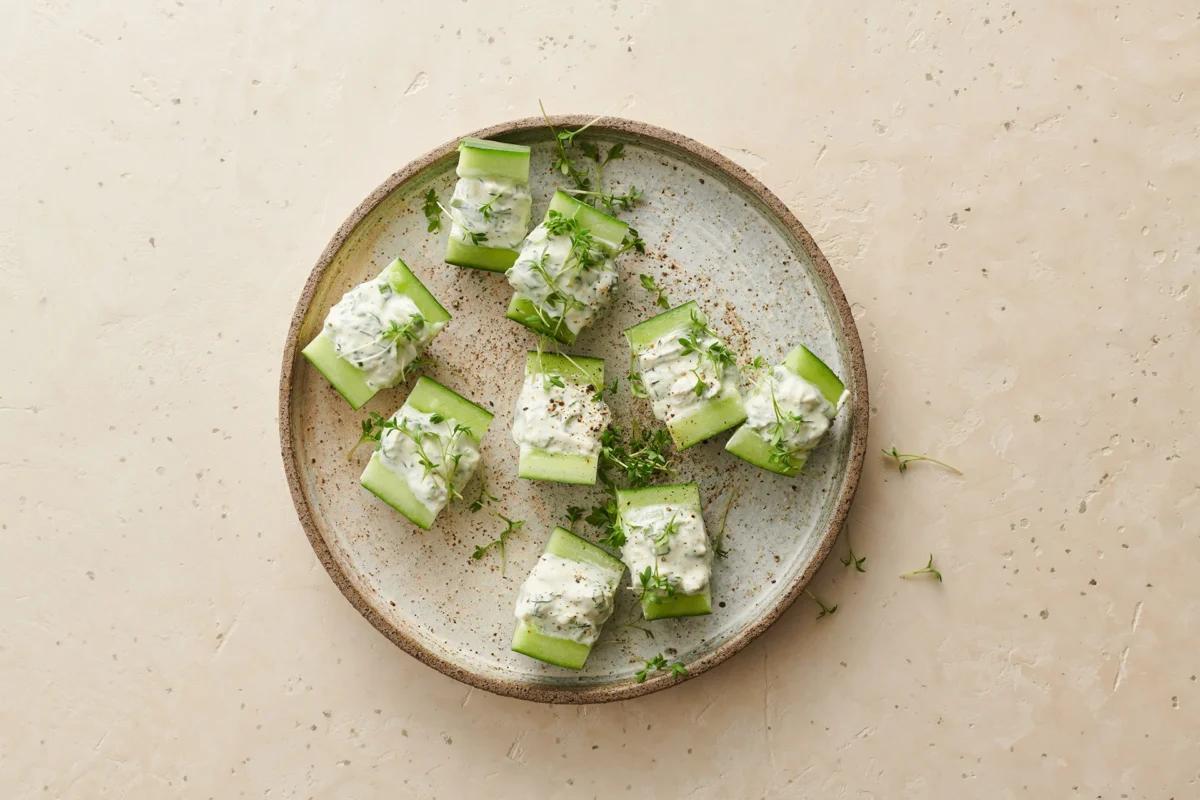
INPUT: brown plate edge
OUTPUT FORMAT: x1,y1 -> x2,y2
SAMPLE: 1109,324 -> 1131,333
277,115 -> 870,704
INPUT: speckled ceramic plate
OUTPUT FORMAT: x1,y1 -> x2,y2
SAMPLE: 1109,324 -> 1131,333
279,116 -> 868,703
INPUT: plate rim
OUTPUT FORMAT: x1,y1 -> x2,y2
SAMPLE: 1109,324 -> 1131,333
278,114 -> 869,704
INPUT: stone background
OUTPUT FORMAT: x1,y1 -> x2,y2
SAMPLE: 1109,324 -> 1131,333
2,1 -> 1196,797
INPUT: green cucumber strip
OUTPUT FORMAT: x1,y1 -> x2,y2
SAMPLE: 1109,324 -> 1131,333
668,391 -> 747,450
642,589 -> 712,620
406,377 -> 494,441
381,258 -> 451,323
456,138 -> 531,182
511,620 -> 591,670
300,332 -> 376,410
783,344 -> 845,406
517,448 -> 598,485
505,296 -> 576,345
724,425 -> 807,476
445,237 -> 519,272
524,351 -> 604,387
623,301 -> 702,352
545,527 -> 625,574
360,452 -> 437,530
616,482 -> 701,513
546,189 -> 628,251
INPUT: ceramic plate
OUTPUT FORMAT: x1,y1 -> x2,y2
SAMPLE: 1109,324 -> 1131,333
278,116 -> 868,703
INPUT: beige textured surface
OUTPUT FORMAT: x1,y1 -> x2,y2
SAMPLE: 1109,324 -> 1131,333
2,1 -> 1196,797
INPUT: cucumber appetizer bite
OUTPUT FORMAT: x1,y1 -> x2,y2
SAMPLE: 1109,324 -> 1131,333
360,377 -> 494,530
505,190 -> 630,345
616,483 -> 713,620
444,138 -> 533,272
301,257 -> 450,409
512,527 -> 626,669
726,345 -> 847,475
512,351 -> 611,485
625,301 -> 746,449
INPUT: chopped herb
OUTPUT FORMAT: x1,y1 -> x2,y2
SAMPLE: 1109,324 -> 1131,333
638,274 -> 671,309
477,192 -> 500,221
422,188 -> 442,233
471,515 -> 524,574
882,446 -> 962,475
634,652 -> 687,683
900,554 -> 943,582
804,589 -> 838,619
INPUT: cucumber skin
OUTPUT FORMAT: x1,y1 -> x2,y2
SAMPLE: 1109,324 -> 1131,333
546,190 -> 627,251
667,391 -> 746,450
511,528 -> 623,670
301,332 -> 376,410
406,377 -> 494,442
511,621 -> 591,670
643,589 -> 712,620
445,237 -> 519,273
623,301 -> 702,351
725,425 -> 807,476
783,344 -> 845,406
517,448 -> 598,486
360,452 -> 437,530
456,138 -> 531,182
524,351 -> 604,388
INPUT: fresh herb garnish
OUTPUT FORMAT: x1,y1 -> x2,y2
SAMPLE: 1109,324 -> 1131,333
547,375 -> 566,389
840,532 -> 867,572
347,411 -> 386,461
805,589 -> 838,619
635,652 -> 687,683
585,496 -> 626,550
538,102 -> 644,217
638,565 -> 676,599
471,515 -> 524,573
881,447 -> 962,475
422,188 -> 442,233
627,371 -> 648,398
900,554 -> 943,582
469,473 -> 498,513
564,505 -> 585,532
711,486 -> 739,559
477,192 -> 500,221
638,274 -> 671,309
599,425 -> 673,488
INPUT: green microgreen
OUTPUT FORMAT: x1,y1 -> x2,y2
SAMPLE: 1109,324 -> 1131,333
882,447 -> 962,475
638,274 -> 671,309
840,532 -> 867,572
634,652 -> 687,683
900,554 -> 943,582
804,589 -> 838,619
422,188 -> 442,233
471,515 -> 524,574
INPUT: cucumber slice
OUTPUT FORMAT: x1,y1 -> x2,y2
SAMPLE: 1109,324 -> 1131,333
725,344 -> 843,475
505,296 -> 576,345
360,451 -> 437,530
300,257 -> 448,409
446,138 -> 532,271
445,238 -> 519,273
456,138 -> 531,182
511,527 -> 625,670
360,378 -> 493,529
505,192 -> 628,342
615,484 -> 713,620
783,344 -> 845,406
405,377 -> 494,442
624,302 -> 746,449
517,351 -> 605,485
546,190 -> 628,252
